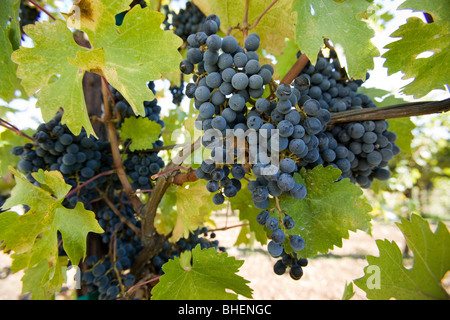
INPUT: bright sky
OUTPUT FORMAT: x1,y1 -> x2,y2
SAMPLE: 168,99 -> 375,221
1,0 -> 449,130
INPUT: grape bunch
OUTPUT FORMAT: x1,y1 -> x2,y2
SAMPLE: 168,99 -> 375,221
11,112 -> 119,209
111,82 -> 165,190
293,51 -> 400,188
81,199 -> 141,300
162,1 -> 206,42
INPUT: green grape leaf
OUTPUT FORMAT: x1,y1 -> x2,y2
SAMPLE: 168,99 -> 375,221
228,179 -> 269,246
0,168 -> 103,299
12,2 -> 182,137
0,0 -> 26,102
0,0 -> 21,50
398,0 -> 450,22
382,17 -> 450,98
279,166 -> 372,258
151,245 -> 253,300
11,20 -> 92,136
293,0 -> 379,80
193,0 -> 296,55
170,180 -> 224,242
119,117 -> 162,151
354,214 -> 450,300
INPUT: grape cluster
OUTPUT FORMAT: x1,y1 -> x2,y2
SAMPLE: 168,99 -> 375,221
294,51 -> 400,188
11,112 -> 119,209
162,2 -> 206,42
19,0 -> 41,35
179,12 -> 401,280
81,200 -> 141,300
111,82 -> 165,190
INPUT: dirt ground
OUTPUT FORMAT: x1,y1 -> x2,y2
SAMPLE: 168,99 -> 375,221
0,213 -> 448,300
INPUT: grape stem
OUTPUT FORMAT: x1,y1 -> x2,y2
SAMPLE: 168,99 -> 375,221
0,118 -> 34,141
151,165 -> 190,180
101,77 -> 143,212
275,196 -> 284,214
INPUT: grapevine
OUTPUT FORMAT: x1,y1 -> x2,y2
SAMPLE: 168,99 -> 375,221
0,0 -> 449,302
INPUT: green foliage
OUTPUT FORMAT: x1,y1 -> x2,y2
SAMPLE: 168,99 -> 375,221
151,245 -> 253,300
382,16 -> 450,98
354,214 -> 450,300
0,168 -> 103,299
293,0 -> 379,79
274,39 -> 300,80
193,0 -> 296,55
279,166 -> 372,257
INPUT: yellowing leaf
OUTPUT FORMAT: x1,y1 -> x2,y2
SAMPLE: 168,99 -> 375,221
279,166 -> 372,257
354,214 -> 450,300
